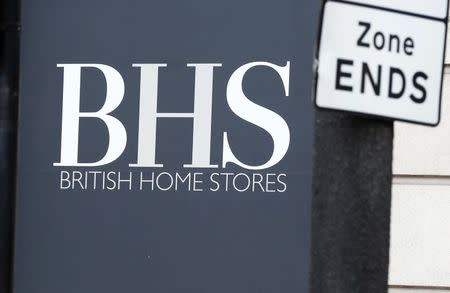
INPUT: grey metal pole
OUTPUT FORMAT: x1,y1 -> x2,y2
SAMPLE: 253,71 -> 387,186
0,0 -> 20,292
310,109 -> 393,293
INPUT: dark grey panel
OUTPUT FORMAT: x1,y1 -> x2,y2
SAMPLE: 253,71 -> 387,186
15,1 -> 319,292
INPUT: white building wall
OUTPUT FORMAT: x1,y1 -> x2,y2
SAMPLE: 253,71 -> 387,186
389,27 -> 450,291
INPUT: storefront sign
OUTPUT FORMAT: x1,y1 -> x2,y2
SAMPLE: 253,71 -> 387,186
14,1 -> 319,292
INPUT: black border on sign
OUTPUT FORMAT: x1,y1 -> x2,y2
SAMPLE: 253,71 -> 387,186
312,0 -> 450,127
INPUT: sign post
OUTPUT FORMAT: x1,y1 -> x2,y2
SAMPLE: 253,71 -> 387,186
315,0 -> 449,126
311,110 -> 393,293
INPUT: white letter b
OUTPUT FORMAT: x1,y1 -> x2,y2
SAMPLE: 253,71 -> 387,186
54,64 -> 127,167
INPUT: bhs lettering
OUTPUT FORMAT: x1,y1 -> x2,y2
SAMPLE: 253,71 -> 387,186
53,62 -> 291,170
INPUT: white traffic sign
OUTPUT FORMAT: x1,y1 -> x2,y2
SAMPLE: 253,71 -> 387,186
315,0 -> 449,126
